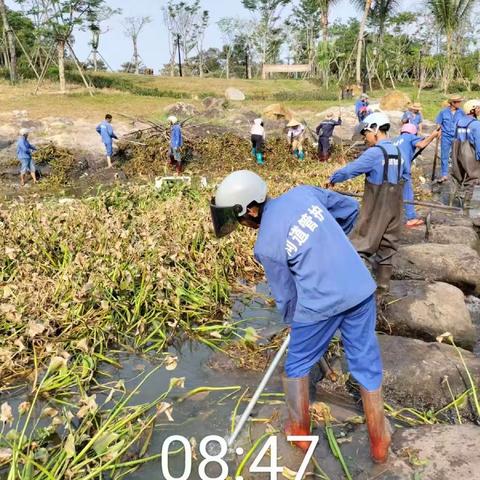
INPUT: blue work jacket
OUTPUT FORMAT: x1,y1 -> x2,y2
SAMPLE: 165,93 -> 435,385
96,121 -> 117,145
16,137 -> 36,160
435,107 -> 465,139
329,139 -> 409,186
254,186 -> 376,325
401,111 -> 423,127
393,133 -> 423,174
355,100 -> 370,121
455,115 -> 480,161
170,124 -> 183,149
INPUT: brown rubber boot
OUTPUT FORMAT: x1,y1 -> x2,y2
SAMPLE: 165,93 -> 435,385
282,374 -> 311,452
375,264 -> 393,293
360,387 -> 391,464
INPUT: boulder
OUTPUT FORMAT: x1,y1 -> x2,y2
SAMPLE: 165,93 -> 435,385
379,90 -> 411,110
262,103 -> 294,121
428,210 -> 474,228
428,224 -> 478,247
391,425 -> 480,480
393,243 -> 480,295
225,87 -> 245,101
399,224 -> 427,245
164,102 -> 198,117
383,281 -> 475,349
202,97 -> 226,110
379,335 -> 480,417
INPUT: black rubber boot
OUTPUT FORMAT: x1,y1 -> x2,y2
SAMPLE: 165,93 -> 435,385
375,264 -> 393,293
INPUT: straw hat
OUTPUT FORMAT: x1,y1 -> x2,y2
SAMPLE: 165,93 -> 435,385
19,128 -> 30,136
360,93 -> 369,99
410,102 -> 422,110
325,112 -> 334,119
287,119 -> 301,127
448,94 -> 464,103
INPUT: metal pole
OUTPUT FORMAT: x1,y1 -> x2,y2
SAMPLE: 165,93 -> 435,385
227,335 -> 290,449
177,34 -> 182,77
335,189 -> 463,212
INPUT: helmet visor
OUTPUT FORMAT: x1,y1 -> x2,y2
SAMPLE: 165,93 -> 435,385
210,198 -> 241,238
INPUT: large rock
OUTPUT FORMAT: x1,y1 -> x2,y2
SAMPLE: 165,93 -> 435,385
379,90 -> 411,110
391,425 -> 480,479
262,103 -> 294,121
225,87 -> 245,101
393,243 -> 480,294
383,281 -> 476,349
379,335 -> 480,417
428,224 -> 478,247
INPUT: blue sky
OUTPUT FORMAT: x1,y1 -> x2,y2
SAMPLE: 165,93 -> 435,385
7,0 -> 419,72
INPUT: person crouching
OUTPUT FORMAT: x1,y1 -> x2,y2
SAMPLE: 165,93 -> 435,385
316,112 -> 342,162
250,118 -> 265,166
17,128 -> 37,186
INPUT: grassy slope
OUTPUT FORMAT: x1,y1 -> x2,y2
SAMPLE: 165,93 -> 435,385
2,74 -> 476,125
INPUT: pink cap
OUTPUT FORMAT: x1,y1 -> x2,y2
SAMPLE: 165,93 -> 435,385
401,123 -> 418,135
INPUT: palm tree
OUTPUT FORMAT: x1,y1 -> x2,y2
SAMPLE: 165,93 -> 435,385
426,0 -> 475,92
317,0 -> 339,43
355,0 -> 372,86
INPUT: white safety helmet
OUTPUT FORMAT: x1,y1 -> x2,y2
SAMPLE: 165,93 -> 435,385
463,99 -> 480,115
360,112 -> 390,134
19,128 -> 30,136
167,115 -> 178,124
210,170 -> 268,238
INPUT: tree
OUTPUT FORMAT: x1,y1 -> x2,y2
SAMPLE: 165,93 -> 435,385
288,0 -> 322,65
83,4 -> 121,72
123,16 -> 151,75
355,0 -> 372,86
162,0 -> 210,76
218,17 -> 245,78
242,0 -> 290,64
192,9 -> 208,77
0,0 -> 17,82
17,0 -> 107,93
317,0 -> 339,43
427,0 -> 476,92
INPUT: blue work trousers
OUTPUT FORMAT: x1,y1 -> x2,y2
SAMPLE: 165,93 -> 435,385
285,294 -> 382,392
441,136 -> 453,177
403,178 -> 416,221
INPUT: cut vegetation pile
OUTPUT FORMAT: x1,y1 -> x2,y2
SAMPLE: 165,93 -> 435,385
34,143 -> 86,186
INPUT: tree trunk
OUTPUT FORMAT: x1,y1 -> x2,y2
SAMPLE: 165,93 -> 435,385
356,0 -> 372,86
57,38 -> 66,93
321,11 -> 328,43
198,49 -> 203,77
226,51 -> 230,79
0,0 -> 17,83
133,36 -> 139,74
93,49 -> 98,71
442,30 -> 452,93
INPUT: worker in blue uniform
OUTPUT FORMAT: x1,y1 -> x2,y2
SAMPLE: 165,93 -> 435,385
329,112 -> 408,293
316,112 -> 342,162
452,99 -> 480,201
401,102 -> 423,134
96,114 -> 118,168
355,93 -> 371,122
435,94 -> 465,182
168,115 -> 183,174
17,128 -> 37,186
393,123 -> 440,227
210,170 -> 391,464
